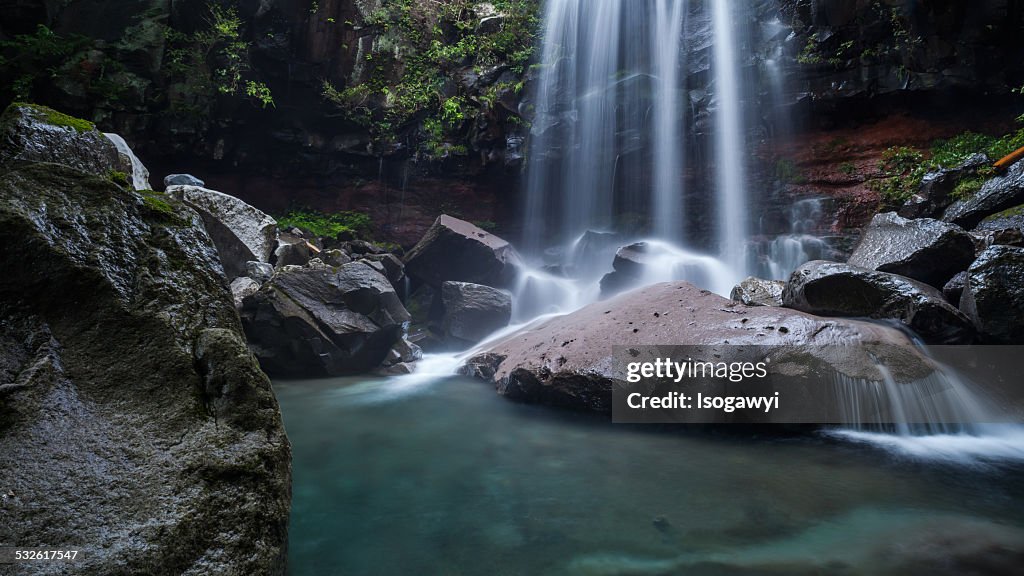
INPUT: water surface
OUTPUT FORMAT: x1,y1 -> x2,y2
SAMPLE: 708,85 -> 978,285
278,373 -> 1024,575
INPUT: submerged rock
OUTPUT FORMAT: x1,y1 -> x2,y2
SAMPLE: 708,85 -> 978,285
783,261 -> 975,344
168,185 -> 278,279
0,156 -> 289,572
943,160 -> 1024,229
436,281 -> 513,346
731,276 -> 785,307
959,245 -> 1024,343
404,214 -> 519,288
240,261 -> 411,376
462,282 -> 932,412
847,212 -> 975,287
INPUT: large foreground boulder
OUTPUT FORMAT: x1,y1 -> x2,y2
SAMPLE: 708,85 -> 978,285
240,261 -> 411,376
168,184 -> 278,279
435,281 -> 512,346
943,160 -> 1024,229
404,214 -> 519,288
959,245 -> 1024,343
0,162 -> 290,571
783,261 -> 975,344
847,212 -> 975,287
461,282 -> 930,412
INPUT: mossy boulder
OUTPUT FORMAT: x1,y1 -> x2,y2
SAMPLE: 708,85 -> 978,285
0,141 -> 290,571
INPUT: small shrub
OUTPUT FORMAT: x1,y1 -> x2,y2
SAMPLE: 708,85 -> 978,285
277,210 -> 371,239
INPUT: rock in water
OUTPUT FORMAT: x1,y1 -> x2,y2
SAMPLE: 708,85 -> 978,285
0,116 -> 290,574
0,103 -> 130,177
783,261 -> 975,344
404,214 -> 519,288
168,184 -> 278,279
959,245 -> 1024,343
847,212 -> 975,287
731,277 -> 785,307
436,281 -> 513,346
461,282 -> 932,412
944,160 -> 1024,229
240,262 -> 412,376
164,173 -> 205,187
104,132 -> 151,190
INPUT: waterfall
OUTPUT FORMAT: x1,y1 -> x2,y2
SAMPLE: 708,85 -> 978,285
710,0 -> 748,277
522,0 -> 757,299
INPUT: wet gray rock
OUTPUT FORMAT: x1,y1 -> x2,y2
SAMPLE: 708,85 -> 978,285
240,261 -> 411,376
731,277 -> 785,307
847,212 -> 975,287
783,261 -> 975,344
163,173 -> 205,187
943,160 -> 1024,229
230,276 -> 261,307
959,245 -> 1024,343
404,214 -> 519,288
168,185 -> 278,279
462,282 -> 934,412
599,243 -> 654,298
943,271 -> 968,305
321,248 -> 352,267
0,103 -> 130,177
898,154 -> 989,220
0,157 -> 289,574
363,253 -> 405,286
435,281 -> 512,347
246,260 -> 275,283
273,232 -> 311,269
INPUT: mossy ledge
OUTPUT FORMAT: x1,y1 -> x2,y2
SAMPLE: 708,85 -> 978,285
9,101 -> 96,133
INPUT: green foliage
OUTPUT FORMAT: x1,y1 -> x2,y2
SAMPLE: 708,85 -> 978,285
162,6 -> 273,111
774,158 -> 805,185
869,146 -> 926,209
277,210 -> 372,239
320,0 -> 539,153
0,25 -> 91,101
13,102 -> 95,132
839,161 -> 857,176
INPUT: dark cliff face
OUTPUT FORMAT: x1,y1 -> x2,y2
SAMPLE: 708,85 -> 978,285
2,0 -> 1022,243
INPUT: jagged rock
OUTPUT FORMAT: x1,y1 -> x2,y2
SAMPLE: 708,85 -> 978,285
163,173 -> 205,187
898,154 -> 988,219
943,271 -> 968,304
363,253 -> 405,286
103,133 -> 150,190
731,277 -> 785,307
0,103 -> 129,177
240,262 -> 411,376
783,261 -> 975,344
0,157 -> 289,574
168,185 -> 278,279
273,232 -> 311,269
230,276 -> 261,307
346,239 -> 386,255
404,214 -> 519,288
462,282 -> 933,412
246,260 -> 275,283
376,337 -> 424,375
944,160 -> 1024,229
959,245 -> 1024,343
847,212 -> 975,287
321,248 -> 352,267
435,281 -> 512,346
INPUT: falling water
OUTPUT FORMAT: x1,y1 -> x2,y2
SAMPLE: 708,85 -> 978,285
710,0 -> 748,275
651,0 -> 686,240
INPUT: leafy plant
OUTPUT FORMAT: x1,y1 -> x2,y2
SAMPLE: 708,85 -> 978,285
277,210 -> 372,239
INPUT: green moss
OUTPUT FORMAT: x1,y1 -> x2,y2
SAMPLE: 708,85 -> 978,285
107,169 -> 129,187
138,190 -> 187,226
276,209 -> 371,239
12,102 -> 95,132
